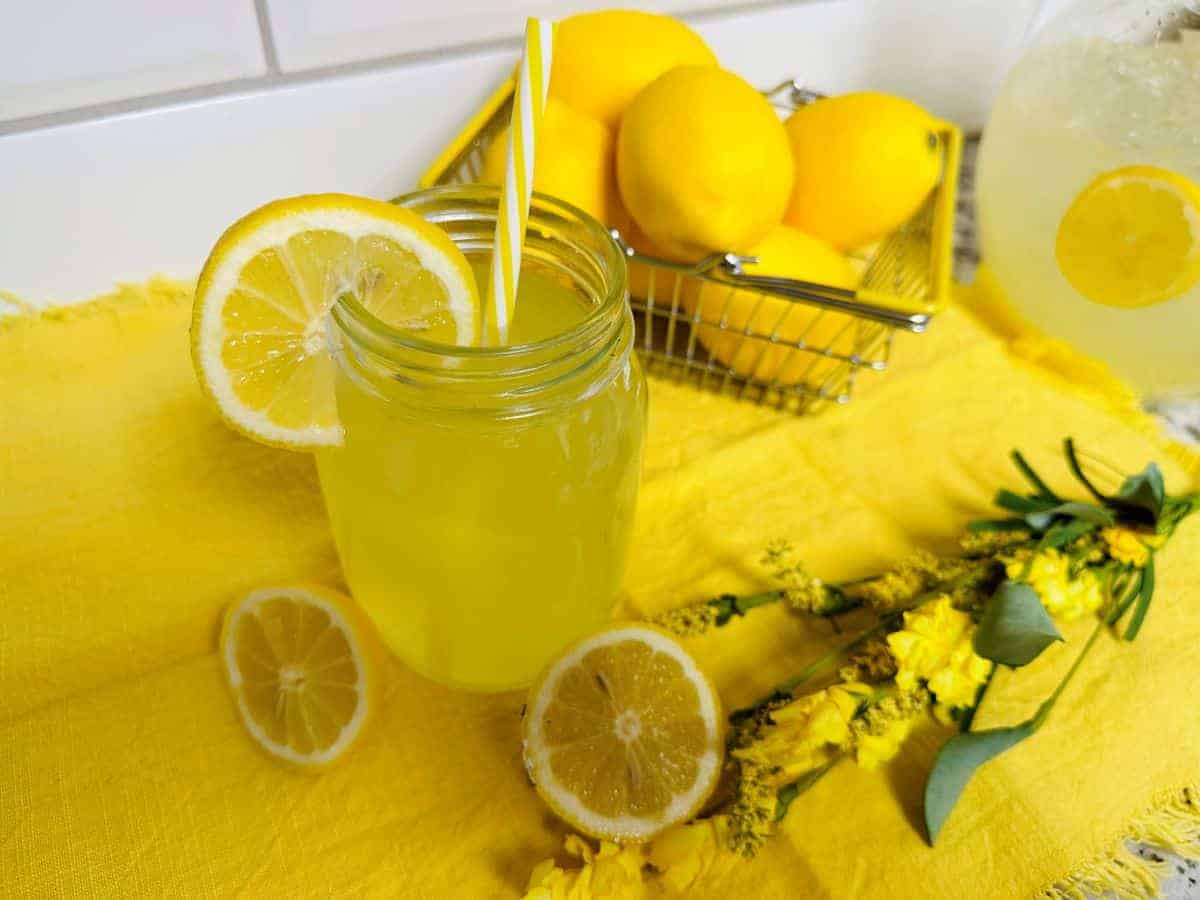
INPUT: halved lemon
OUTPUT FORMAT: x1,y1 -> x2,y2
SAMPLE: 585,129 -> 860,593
522,624 -> 724,843
1056,165 -> 1200,309
191,194 -> 480,448
220,585 -> 377,768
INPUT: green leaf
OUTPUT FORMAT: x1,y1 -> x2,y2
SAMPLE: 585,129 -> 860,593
974,581 -> 1063,666
1024,501 -> 1114,531
967,518 -> 1030,533
774,783 -> 800,821
1123,556 -> 1156,641
995,489 -> 1049,515
1104,568 -> 1143,626
925,722 -> 1036,844
1010,450 -> 1060,501
1040,518 -> 1097,549
1063,438 -> 1111,505
711,594 -> 738,626
1115,464 -> 1165,521
775,764 -> 834,822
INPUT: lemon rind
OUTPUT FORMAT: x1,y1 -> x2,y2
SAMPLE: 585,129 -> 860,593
524,625 -> 723,842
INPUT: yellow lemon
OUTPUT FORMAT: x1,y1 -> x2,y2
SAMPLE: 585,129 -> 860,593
220,585 -> 379,769
550,10 -> 717,129
1056,165 -> 1200,308
523,624 -> 724,842
191,194 -> 479,448
481,97 -> 621,227
685,225 -> 858,387
784,92 -> 941,250
617,66 -> 794,261
621,220 -> 698,306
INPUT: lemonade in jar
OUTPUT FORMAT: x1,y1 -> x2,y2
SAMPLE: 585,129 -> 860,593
977,0 -> 1200,398
315,187 -> 646,691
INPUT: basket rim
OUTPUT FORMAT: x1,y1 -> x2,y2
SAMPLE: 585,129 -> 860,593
419,76 -> 962,336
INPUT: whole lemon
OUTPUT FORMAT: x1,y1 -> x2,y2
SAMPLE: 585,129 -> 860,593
481,98 -> 620,226
784,92 -> 941,250
620,221 -> 699,305
550,11 -> 717,129
617,66 -> 794,261
684,225 -> 858,387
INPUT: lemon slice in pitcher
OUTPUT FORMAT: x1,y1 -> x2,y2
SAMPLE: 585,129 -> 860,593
191,194 -> 480,448
220,585 -> 378,768
1056,166 -> 1200,309
522,624 -> 724,842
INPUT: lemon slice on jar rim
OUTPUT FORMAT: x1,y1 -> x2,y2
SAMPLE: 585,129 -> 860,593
522,624 -> 725,843
1055,165 -> 1200,309
191,193 -> 481,449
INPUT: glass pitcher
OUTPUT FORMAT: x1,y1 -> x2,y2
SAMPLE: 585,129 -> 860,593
977,0 -> 1200,401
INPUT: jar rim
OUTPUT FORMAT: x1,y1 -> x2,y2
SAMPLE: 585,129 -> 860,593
330,184 -> 629,362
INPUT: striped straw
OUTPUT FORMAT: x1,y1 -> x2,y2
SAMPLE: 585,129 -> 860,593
486,18 -> 554,345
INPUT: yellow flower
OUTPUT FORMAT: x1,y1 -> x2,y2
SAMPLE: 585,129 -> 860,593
646,816 -> 730,893
887,596 -> 992,711
1100,527 -> 1155,568
522,835 -> 645,900
850,689 -> 929,769
741,682 -> 869,779
726,751 -> 780,858
843,550 -> 941,612
855,715 -> 917,770
1006,549 -> 1104,622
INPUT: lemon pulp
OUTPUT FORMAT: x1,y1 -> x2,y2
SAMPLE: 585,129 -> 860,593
1056,165 -> 1200,309
221,585 -> 375,768
523,625 -> 724,842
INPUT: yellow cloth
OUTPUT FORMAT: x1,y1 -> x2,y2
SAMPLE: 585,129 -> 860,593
1,277 -> 1197,898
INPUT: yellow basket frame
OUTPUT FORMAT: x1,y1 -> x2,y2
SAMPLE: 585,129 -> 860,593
419,77 -> 962,414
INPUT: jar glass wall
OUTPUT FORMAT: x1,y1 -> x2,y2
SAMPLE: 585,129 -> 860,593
317,186 -> 647,691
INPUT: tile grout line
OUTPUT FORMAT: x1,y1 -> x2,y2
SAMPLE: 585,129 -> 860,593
0,0 -> 806,139
252,0 -> 283,74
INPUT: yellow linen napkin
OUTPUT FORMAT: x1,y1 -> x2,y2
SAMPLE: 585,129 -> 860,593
1,277 -> 1197,898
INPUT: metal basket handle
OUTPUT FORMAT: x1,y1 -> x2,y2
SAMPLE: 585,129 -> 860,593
611,232 -> 932,332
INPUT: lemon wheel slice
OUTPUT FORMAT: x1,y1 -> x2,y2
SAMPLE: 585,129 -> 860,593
191,194 -> 480,448
522,624 -> 724,842
1056,165 -> 1200,309
220,585 -> 377,768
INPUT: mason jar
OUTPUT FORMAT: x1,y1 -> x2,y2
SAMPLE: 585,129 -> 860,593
316,186 -> 647,692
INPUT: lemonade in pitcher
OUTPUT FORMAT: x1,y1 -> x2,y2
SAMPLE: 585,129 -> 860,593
977,0 -> 1200,398
315,187 -> 646,691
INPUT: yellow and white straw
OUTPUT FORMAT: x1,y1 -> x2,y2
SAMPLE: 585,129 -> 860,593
487,18 -> 554,345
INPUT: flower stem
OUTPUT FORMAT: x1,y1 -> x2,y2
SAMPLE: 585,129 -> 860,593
958,663 -> 996,733
1031,620 -> 1105,730
731,613 -> 901,723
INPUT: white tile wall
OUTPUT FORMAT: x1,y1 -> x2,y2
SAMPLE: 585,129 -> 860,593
694,0 -> 1039,129
263,0 -> 746,73
0,0 -> 268,122
0,1 -> 1041,304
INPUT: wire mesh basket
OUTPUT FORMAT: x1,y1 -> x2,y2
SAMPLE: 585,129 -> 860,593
420,77 -> 962,414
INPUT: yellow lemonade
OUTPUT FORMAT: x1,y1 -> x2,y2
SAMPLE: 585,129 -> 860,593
316,188 -> 645,691
977,31 -> 1200,396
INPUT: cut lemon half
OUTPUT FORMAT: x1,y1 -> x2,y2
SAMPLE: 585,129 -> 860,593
1056,165 -> 1200,309
220,585 -> 377,768
191,194 -> 480,448
522,624 -> 724,843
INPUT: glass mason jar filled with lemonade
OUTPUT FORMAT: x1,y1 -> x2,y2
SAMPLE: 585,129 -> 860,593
977,0 -> 1200,399
315,186 -> 647,691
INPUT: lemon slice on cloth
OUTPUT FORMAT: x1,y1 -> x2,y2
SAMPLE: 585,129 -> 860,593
522,624 -> 724,842
220,585 -> 377,768
191,194 -> 480,448
1056,165 -> 1200,309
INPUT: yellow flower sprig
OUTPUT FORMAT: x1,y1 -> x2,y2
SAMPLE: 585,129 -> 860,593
522,442 -> 1199,896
